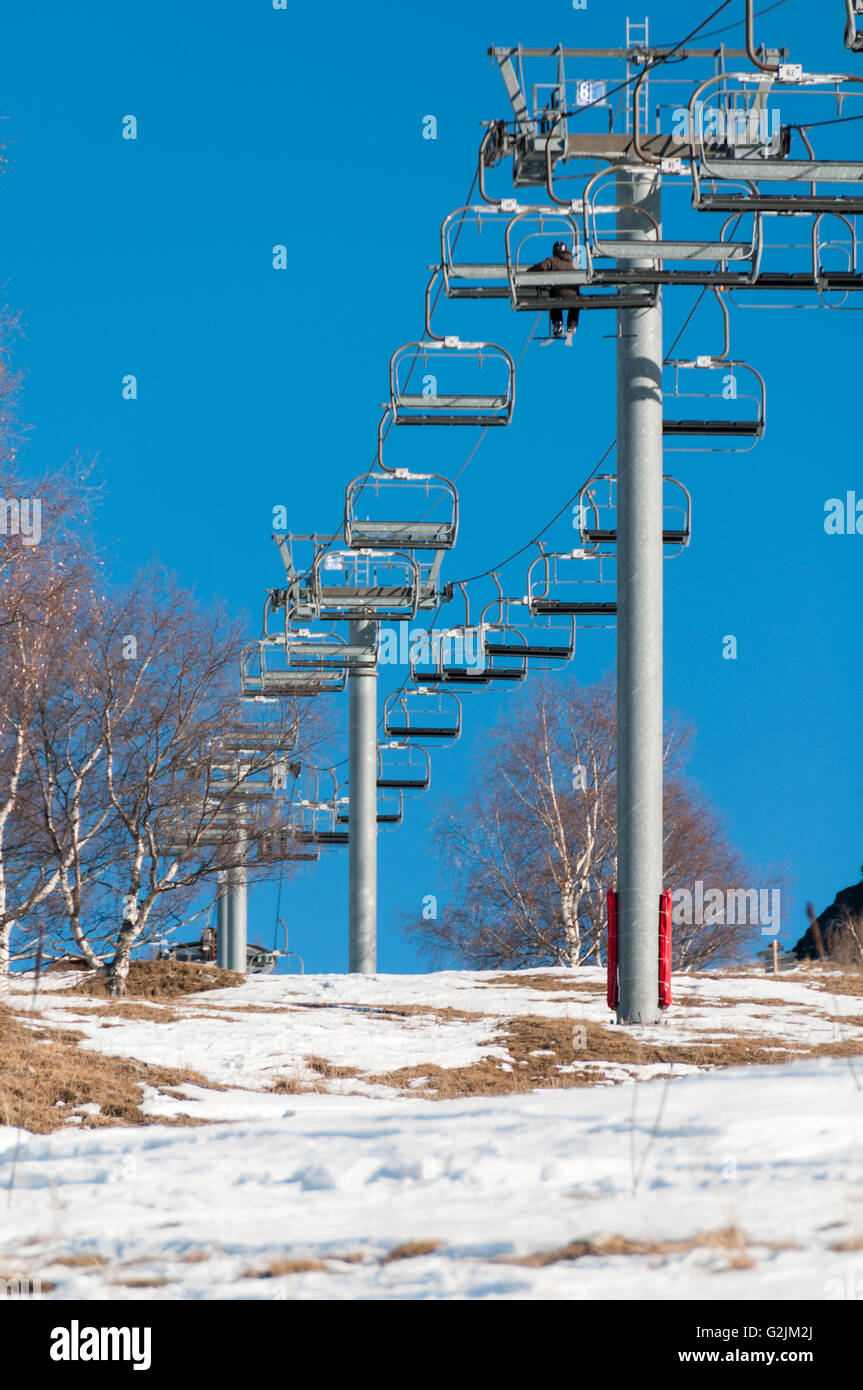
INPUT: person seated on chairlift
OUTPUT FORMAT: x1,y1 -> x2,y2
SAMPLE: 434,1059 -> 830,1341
529,240 -> 581,339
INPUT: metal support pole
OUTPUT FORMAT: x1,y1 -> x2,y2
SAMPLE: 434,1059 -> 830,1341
615,168 -> 664,1025
348,618 -> 378,973
216,872 -> 228,969
226,824 -> 247,973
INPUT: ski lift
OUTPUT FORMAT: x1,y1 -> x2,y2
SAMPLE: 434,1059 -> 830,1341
383,687 -> 462,744
408,625 -> 489,687
344,416 -> 459,550
581,168 -> 762,285
283,626 -> 378,671
576,475 -> 692,558
662,358 -> 766,451
411,583 -> 526,687
335,784 -> 404,829
688,71 -> 863,214
726,211 -> 863,309
376,742 -> 432,793
389,338 -> 515,426
439,203 -> 585,301
503,206 -> 657,312
439,204 -> 511,302
259,826 -> 319,863
312,549 -> 422,622
219,697 -> 298,754
413,627 -> 527,686
527,547 -> 617,626
290,795 -> 350,848
240,639 -> 347,698
847,0 -> 863,50
479,582 -> 576,669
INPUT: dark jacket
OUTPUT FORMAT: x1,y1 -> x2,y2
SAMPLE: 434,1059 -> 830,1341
528,250 -> 580,298
793,877 -> 863,959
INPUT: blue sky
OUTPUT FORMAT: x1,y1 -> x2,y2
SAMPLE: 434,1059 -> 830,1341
0,0 -> 860,971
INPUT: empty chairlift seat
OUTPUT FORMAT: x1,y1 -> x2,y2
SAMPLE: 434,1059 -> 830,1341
376,742 -> 431,793
289,783 -> 350,848
527,549 -> 617,625
479,595 -> 576,670
344,470 -> 459,551
577,474 -> 691,557
688,72 -> 863,215
335,785 -> 404,829
240,638 -> 347,698
581,169 -> 762,287
312,550 -> 422,622
662,359 -> 766,450
383,688 -> 461,744
389,338 -> 515,426
219,698 -> 299,754
409,624 -> 526,687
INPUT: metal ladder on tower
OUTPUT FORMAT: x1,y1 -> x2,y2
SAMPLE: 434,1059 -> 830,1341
625,16 -> 650,138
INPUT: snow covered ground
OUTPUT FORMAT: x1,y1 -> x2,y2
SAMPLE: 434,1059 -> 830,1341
3,965 -> 863,1300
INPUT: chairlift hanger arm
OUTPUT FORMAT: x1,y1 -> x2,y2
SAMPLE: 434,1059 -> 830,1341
846,0 -> 863,51
745,0 -> 779,73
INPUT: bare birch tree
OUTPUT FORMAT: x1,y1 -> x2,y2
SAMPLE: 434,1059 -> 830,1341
406,674 -> 755,970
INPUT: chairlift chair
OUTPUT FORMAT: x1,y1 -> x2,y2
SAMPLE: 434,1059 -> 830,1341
527,548 -> 617,626
408,626 -> 489,688
344,469 -> 459,551
220,698 -> 299,754
335,784 -> 404,829
662,359 -> 766,451
259,826 -> 320,863
389,338 -> 515,426
688,72 -> 863,215
581,169 -> 763,287
290,797 -> 350,848
439,203 -> 581,301
376,742 -> 431,793
240,639 -> 347,698
407,608 -> 526,686
503,206 -> 657,312
382,687 -> 462,744
312,549 -> 424,622
479,590 -> 576,670
576,475 -> 692,557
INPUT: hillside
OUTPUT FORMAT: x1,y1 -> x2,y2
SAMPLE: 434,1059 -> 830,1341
2,961 -> 863,1300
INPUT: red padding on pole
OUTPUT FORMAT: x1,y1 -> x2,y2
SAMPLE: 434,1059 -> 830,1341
606,889 -> 618,1010
659,889 -> 673,1010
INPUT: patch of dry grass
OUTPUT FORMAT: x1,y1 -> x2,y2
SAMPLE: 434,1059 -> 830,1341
807,967 -> 863,998
110,1276 -> 170,1288
267,1075 -> 308,1095
380,1241 -> 442,1263
364,1012 -> 863,1100
69,959 -> 244,1001
0,1003 -> 227,1134
304,1056 -> 364,1080
65,1002 -> 181,1024
486,973 -> 604,993
502,1225 -> 790,1270
244,1258 -> 328,1277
